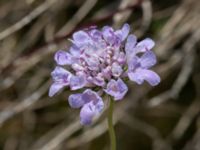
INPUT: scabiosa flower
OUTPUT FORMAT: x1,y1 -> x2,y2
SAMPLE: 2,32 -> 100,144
49,23 -> 160,125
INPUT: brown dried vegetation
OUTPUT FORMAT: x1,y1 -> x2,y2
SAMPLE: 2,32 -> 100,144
0,0 -> 200,150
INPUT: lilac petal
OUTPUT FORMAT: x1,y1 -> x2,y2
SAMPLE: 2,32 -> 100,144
115,24 -> 130,41
136,38 -> 155,53
125,35 -> 138,62
141,69 -> 160,86
49,67 -> 72,97
102,26 -> 116,44
69,45 -> 81,57
104,79 -> 116,95
121,23 -> 130,41
111,62 -> 123,77
102,66 -> 112,80
127,56 -> 139,71
140,51 -> 156,68
71,63 -> 84,72
128,69 -> 160,86
54,50 -> 72,65
51,66 -> 71,85
89,29 -> 102,41
94,97 -> 104,113
72,31 -> 91,47
48,83 -> 64,97
117,52 -> 126,64
125,34 -> 137,54
68,93 -> 85,108
76,71 -> 87,77
79,89 -> 104,125
70,75 -> 86,90
116,78 -> 128,100
82,89 -> 103,104
93,76 -> 105,87
80,95 -> 104,125
128,71 -> 144,85
80,102 -> 97,125
115,30 -> 122,40
104,78 -> 128,100
85,57 -> 100,71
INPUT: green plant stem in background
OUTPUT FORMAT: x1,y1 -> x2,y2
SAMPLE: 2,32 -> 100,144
107,96 -> 116,150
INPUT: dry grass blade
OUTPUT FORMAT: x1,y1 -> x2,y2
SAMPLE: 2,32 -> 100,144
56,0 -> 98,37
169,100 -> 200,142
0,0 -> 57,41
0,80 -> 50,127
36,121 -> 81,150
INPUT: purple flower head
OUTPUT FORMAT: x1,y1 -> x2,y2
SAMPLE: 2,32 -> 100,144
49,23 -> 160,125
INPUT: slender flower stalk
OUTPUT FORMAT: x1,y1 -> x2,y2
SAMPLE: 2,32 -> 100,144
108,96 -> 116,150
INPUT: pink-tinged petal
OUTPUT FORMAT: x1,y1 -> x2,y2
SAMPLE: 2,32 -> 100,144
54,50 -> 72,65
128,69 -> 160,86
70,75 -> 86,90
48,83 -> 64,97
111,62 -> 123,77
117,52 -> 126,64
68,94 -> 85,108
71,63 -> 85,72
102,66 -> 112,80
104,78 -> 128,100
136,38 -> 155,53
140,51 -> 156,68
93,76 -> 105,87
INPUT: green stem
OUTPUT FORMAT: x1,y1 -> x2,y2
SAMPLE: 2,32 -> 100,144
107,96 -> 116,150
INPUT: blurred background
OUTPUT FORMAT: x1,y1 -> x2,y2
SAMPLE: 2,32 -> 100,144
0,0 -> 200,150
